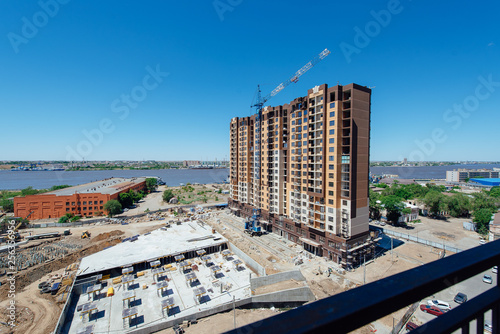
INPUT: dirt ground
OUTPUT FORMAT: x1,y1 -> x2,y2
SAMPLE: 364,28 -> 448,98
118,184 -> 230,216
381,215 -> 481,250
0,219 -> 166,334
345,242 -> 452,286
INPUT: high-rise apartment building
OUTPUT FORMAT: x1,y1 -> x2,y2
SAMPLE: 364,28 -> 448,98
229,83 -> 377,269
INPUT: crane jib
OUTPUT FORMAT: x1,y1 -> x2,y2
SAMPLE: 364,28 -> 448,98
259,49 -> 331,105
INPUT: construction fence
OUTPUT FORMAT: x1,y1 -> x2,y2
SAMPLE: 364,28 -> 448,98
376,227 -> 463,254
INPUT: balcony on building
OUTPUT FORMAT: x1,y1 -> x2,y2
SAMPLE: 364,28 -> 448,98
342,121 -> 351,131
342,100 -> 351,110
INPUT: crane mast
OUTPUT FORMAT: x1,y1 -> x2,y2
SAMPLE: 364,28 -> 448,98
251,48 -> 331,207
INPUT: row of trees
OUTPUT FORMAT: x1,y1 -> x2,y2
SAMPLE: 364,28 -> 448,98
103,179 -> 159,217
370,182 -> 500,234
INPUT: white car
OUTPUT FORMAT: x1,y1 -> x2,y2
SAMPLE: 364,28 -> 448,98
483,275 -> 493,284
427,299 -> 451,311
493,266 -> 498,274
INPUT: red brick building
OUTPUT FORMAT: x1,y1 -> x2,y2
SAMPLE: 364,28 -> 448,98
14,177 -> 146,220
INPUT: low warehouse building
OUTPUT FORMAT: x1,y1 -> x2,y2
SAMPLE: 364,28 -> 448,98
14,177 -> 146,220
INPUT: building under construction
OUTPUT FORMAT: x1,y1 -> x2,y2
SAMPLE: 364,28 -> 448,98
229,83 -> 378,269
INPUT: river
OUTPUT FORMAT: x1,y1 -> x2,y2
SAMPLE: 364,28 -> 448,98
1,164 -> 499,190
0,169 -> 230,190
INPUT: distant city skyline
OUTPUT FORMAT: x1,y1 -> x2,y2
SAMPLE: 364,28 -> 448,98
1,1 -> 499,161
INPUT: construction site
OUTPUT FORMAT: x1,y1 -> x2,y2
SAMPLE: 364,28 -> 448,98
0,194 -> 455,334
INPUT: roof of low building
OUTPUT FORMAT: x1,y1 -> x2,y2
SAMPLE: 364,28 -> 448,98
470,178 -> 500,186
78,222 -> 227,276
44,177 -> 146,196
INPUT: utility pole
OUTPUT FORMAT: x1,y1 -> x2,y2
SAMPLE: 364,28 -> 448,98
391,236 -> 394,262
363,254 -> 366,285
233,295 -> 236,329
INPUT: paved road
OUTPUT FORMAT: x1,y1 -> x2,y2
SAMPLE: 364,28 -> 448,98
414,267 -> 497,333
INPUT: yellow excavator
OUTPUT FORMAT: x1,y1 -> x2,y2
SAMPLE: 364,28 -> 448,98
81,231 -> 91,239
11,210 -> 34,241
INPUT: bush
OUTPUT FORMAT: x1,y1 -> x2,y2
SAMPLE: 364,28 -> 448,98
104,200 -> 122,217
0,199 -> 14,213
58,215 -> 70,224
163,189 -> 174,202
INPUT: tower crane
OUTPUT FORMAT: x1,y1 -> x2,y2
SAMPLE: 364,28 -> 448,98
250,48 -> 331,205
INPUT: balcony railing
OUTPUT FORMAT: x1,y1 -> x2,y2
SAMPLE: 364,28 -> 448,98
226,240 -> 500,334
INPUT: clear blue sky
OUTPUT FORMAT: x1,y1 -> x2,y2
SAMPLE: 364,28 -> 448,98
1,0 -> 499,161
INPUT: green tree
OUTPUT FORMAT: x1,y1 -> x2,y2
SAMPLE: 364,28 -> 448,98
490,186 -> 500,198
472,192 -> 498,212
163,189 -> 174,202
104,200 -> 122,217
127,189 -> 143,203
424,191 -> 447,216
145,178 -> 158,192
369,189 -> 382,219
382,195 -> 405,224
49,185 -> 71,191
70,215 -> 81,222
0,198 -> 14,212
446,193 -> 471,217
119,192 -> 133,208
21,186 -> 39,196
474,208 -> 493,235
58,215 -> 70,224
392,184 -> 413,200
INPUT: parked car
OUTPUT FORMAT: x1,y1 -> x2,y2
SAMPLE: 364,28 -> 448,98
405,321 -> 419,331
493,266 -> 498,274
427,299 -> 451,311
453,292 -> 468,304
483,275 -> 493,284
420,304 -> 444,316
485,321 -> 492,333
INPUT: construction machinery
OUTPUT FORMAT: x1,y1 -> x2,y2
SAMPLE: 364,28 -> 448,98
244,208 -> 262,236
250,49 -> 331,206
7,210 -> 34,241
81,231 -> 91,239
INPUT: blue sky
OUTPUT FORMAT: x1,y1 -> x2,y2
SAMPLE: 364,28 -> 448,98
1,0 -> 499,161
